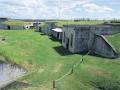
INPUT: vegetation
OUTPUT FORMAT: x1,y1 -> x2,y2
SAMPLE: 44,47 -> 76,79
39,20 -> 104,28
107,33 -> 120,54
0,29 -> 120,90
56,20 -> 104,27
0,20 -> 31,26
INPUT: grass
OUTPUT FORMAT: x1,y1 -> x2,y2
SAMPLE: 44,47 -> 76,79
39,20 -> 104,28
55,20 -> 104,27
0,20 -> 31,26
107,34 -> 120,54
0,30 -> 120,90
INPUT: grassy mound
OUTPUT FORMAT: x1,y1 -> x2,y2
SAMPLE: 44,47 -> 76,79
0,20 -> 31,26
0,30 -> 120,90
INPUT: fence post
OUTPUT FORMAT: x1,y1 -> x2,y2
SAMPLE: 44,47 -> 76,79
82,55 -> 84,62
69,68 -> 74,75
53,80 -> 56,89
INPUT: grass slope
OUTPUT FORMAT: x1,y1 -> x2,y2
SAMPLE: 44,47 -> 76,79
107,34 -> 120,54
0,30 -> 120,90
39,20 -> 104,28
56,20 -> 104,27
0,20 -> 31,26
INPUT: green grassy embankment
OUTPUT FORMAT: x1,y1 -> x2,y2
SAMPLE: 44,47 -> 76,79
0,30 -> 120,90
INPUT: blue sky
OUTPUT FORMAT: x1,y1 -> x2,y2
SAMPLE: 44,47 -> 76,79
0,0 -> 120,19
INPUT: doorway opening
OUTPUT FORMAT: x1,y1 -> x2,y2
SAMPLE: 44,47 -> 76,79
66,38 -> 69,49
7,25 -> 10,30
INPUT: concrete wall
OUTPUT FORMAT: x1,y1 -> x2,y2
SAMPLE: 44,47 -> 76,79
63,24 -> 120,35
92,25 -> 120,35
62,26 -> 94,53
92,35 -> 118,58
62,27 -> 76,53
0,24 -> 25,30
34,23 -> 40,32
41,22 -> 56,35
74,29 -> 90,53
9,25 -> 24,30
52,31 -> 62,40
0,24 -> 8,29
62,25 -> 118,58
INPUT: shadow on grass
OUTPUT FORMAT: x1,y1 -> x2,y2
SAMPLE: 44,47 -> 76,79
89,52 -> 118,59
1,81 -> 31,90
53,46 -> 118,59
53,46 -> 73,56
40,33 -> 46,36
49,36 -> 61,42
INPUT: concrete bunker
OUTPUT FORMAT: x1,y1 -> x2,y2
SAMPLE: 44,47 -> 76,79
52,28 -> 63,40
62,24 -> 119,58
0,23 -> 33,30
34,22 -> 42,32
41,21 -> 57,35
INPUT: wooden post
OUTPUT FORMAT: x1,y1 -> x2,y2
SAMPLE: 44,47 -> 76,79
71,68 -> 73,74
82,55 -> 84,62
53,80 -> 56,89
69,68 -> 73,75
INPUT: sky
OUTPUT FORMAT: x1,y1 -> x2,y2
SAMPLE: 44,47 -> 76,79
0,0 -> 120,19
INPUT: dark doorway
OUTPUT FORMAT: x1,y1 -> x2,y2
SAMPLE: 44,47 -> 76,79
57,32 -> 59,38
39,27 -> 41,32
66,38 -> 69,49
7,25 -> 10,30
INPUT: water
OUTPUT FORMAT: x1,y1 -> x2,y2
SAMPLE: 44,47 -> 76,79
0,57 -> 27,89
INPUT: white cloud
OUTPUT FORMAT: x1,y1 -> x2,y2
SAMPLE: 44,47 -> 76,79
82,3 -> 114,13
0,0 -> 117,19
0,0 -> 50,19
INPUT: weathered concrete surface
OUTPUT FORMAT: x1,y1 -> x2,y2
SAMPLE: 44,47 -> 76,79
41,22 -> 57,35
92,25 -> 120,35
0,24 -> 32,30
62,24 -> 119,58
52,28 -> 62,40
8,25 -> 25,30
0,24 -> 8,29
92,35 -> 118,58
63,24 -> 120,35
34,23 -> 40,32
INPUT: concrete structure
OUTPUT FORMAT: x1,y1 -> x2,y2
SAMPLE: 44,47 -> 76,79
34,22 -> 41,32
0,24 -> 8,29
0,18 -> 9,22
92,35 -> 117,58
91,24 -> 120,35
24,24 -> 34,29
52,28 -> 63,40
41,21 -> 57,35
0,24 -> 33,30
62,24 -> 120,58
8,25 -> 25,30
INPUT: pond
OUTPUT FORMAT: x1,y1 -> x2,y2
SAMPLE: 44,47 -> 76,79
0,56 -> 27,89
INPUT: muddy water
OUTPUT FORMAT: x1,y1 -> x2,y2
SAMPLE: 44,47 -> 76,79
0,56 -> 27,89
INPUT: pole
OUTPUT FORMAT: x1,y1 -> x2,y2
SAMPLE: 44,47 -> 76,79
53,80 -> 56,89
